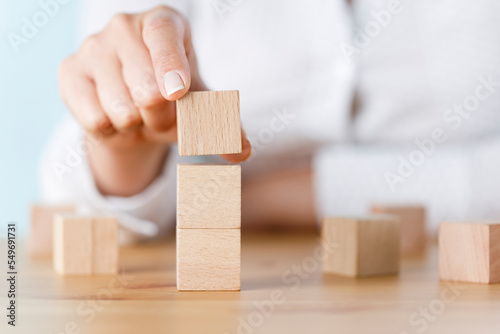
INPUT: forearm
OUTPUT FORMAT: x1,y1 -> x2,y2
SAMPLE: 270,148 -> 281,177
88,141 -> 168,197
241,165 -> 316,230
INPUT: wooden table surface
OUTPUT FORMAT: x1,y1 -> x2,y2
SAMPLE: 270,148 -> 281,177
2,231 -> 500,334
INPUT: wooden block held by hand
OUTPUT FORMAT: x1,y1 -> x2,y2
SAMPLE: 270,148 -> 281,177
28,204 -> 75,257
177,164 -> 241,229
371,205 -> 427,255
176,91 -> 242,156
439,222 -> 500,284
177,228 -> 240,291
321,216 -> 400,277
53,214 -> 119,276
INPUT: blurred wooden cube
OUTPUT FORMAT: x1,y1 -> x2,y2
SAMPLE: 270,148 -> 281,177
92,216 -> 119,275
177,228 -> 240,291
176,91 -> 242,156
53,214 -> 92,276
439,222 -> 500,284
321,216 -> 400,277
177,164 -> 241,229
53,214 -> 119,276
371,205 -> 426,255
28,204 -> 75,257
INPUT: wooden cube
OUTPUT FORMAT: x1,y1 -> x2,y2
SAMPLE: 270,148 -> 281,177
176,91 -> 242,156
177,164 -> 241,229
28,204 -> 75,257
53,214 -> 92,275
439,222 -> 500,284
53,214 -> 119,276
371,205 -> 427,255
92,217 -> 119,275
321,216 -> 400,277
177,228 -> 240,291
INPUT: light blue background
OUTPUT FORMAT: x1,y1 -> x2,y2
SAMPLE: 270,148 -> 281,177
0,0 -> 80,236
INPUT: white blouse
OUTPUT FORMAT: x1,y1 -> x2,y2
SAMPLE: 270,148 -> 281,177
40,0 -> 500,242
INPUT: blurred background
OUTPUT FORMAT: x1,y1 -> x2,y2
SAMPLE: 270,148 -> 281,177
0,0 -> 80,236
2,0 -> 500,237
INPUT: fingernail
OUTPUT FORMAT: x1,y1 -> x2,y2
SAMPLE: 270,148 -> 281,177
163,71 -> 185,96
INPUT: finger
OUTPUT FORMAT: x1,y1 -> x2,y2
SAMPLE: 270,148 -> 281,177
141,8 -> 191,101
90,55 -> 143,132
221,129 -> 252,163
59,56 -> 114,135
117,33 -> 176,132
185,35 -> 207,92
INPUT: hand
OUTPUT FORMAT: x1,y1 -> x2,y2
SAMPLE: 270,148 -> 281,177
59,6 -> 251,196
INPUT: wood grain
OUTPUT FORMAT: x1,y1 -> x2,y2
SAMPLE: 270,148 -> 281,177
371,204 -> 427,255
176,91 -> 242,156
439,222 -> 500,284
177,164 -> 241,229
177,228 -> 240,291
28,204 -> 75,257
321,216 -> 400,277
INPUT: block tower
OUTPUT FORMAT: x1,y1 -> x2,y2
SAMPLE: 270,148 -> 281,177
175,91 -> 242,291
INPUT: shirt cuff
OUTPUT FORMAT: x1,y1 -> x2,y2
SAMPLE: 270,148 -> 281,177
39,118 -> 178,244
78,145 -> 178,243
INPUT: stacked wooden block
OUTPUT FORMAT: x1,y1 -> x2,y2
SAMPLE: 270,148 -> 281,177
176,91 -> 242,156
321,216 -> 400,277
176,91 -> 242,291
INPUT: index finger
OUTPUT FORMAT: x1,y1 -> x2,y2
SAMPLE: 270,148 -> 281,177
141,7 -> 191,101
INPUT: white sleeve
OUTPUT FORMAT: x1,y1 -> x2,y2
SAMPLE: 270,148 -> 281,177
39,117 -> 178,244
313,137 -> 500,233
